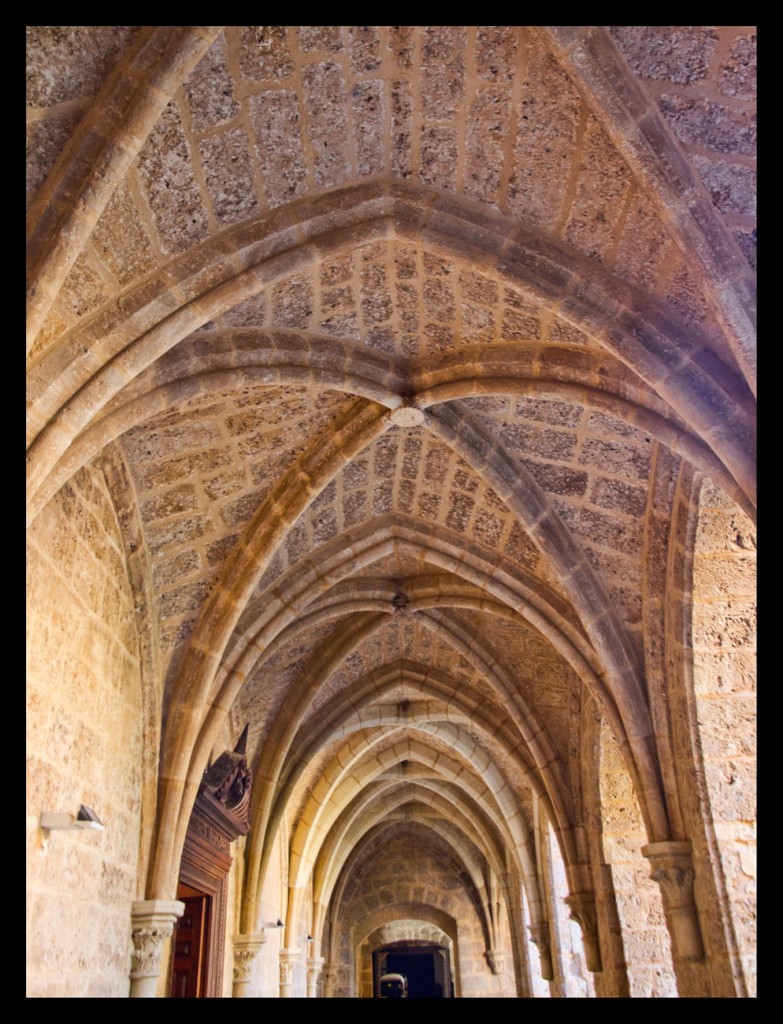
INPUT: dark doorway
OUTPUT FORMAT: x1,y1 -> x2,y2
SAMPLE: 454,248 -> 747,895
170,883 -> 210,998
386,953 -> 437,998
375,942 -> 451,998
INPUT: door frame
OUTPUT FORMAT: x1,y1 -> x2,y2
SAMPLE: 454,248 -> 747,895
171,803 -> 232,997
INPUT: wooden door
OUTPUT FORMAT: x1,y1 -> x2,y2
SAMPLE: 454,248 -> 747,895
170,888 -> 210,998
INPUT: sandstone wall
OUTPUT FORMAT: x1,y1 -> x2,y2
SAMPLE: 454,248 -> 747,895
598,719 -> 676,996
26,467 -> 144,997
691,480 -> 756,996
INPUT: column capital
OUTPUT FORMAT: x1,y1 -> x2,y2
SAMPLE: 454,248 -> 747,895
279,947 -> 302,994
485,949 -> 504,974
129,900 -> 184,996
232,931 -> 267,985
564,891 -> 597,932
642,841 -> 704,961
306,955 -> 326,997
528,921 -> 551,953
564,892 -> 602,972
528,922 -> 554,981
641,841 -> 695,899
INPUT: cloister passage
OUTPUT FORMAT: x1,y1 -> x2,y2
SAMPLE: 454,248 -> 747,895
27,26 -> 755,998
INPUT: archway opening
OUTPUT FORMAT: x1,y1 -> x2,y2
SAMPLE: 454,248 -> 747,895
374,941 -> 451,998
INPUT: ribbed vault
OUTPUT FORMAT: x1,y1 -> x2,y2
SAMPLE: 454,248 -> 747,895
27,26 -> 756,999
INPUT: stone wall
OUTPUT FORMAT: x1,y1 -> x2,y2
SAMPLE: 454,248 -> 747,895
26,467 -> 144,996
690,480 -> 756,996
598,719 -> 676,996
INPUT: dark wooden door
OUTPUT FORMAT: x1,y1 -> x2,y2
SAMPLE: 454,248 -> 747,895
170,890 -> 209,998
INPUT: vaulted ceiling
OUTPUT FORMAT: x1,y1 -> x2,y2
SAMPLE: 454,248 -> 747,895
26,26 -> 756,931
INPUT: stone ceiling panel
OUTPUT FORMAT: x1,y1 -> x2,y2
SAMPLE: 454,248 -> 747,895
119,382 -> 349,657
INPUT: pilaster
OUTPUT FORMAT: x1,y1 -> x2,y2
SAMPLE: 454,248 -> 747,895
642,841 -> 704,961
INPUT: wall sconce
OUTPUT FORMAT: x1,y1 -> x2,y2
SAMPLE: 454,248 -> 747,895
40,805 -> 104,832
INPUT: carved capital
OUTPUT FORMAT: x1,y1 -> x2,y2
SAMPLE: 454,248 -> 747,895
232,932 -> 266,983
485,949 -> 504,974
565,892 -> 597,934
307,955 -> 325,981
279,947 -> 301,990
129,900 -> 184,983
528,921 -> 551,956
307,955 -> 326,997
564,892 -> 602,972
642,841 -> 696,909
642,841 -> 704,961
528,922 -> 554,981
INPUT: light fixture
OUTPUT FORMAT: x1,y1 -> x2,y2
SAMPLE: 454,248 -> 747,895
40,805 -> 104,832
307,934 -> 314,942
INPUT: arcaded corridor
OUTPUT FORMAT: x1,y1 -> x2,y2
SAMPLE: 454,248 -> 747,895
26,27 -> 756,997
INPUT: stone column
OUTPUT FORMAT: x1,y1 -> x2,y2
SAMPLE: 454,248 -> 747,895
528,922 -> 554,981
129,899 -> 184,998
306,955 -> 325,997
565,892 -> 602,972
279,947 -> 301,997
232,932 -> 267,997
642,841 -> 704,961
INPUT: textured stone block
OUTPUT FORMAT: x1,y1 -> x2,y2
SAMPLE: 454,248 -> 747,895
507,39 -> 581,230
137,101 -> 209,254
659,94 -> 756,157
692,155 -> 756,219
419,125 -> 459,190
26,26 -> 137,107
302,62 -> 351,187
199,128 -> 258,226
419,26 -> 466,119
26,107 -> 84,199
185,35 -> 240,131
564,118 -> 632,264
298,26 -> 343,52
719,33 -> 756,99
475,26 -> 519,82
251,91 -> 307,207
610,26 -> 718,84
501,423 -> 578,461
140,484 -> 198,521
352,80 -> 385,176
91,184 -> 158,287
239,27 -> 294,80
589,476 -> 648,517
387,26 -> 414,69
